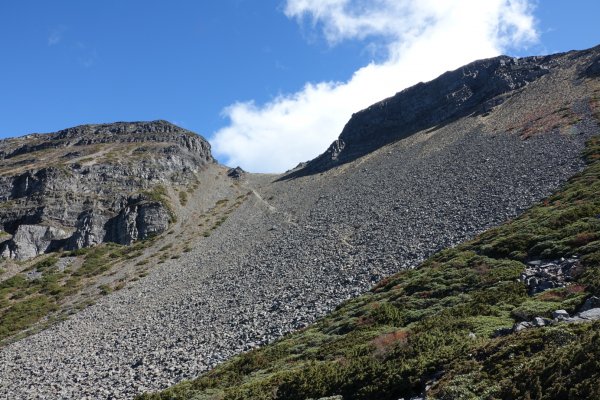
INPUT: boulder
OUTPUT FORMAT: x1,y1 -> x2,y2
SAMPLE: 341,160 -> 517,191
513,321 -> 533,332
580,296 -> 600,312
0,224 -> 70,260
492,327 -> 513,337
553,310 -> 570,321
227,166 -> 245,179
577,308 -> 600,321
532,317 -> 551,327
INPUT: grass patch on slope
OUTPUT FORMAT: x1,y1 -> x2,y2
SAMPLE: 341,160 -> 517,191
141,185 -> 177,223
140,137 -> 600,400
0,238 -> 159,344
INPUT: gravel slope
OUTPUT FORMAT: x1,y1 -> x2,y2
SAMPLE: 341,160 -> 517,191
0,52 -> 599,399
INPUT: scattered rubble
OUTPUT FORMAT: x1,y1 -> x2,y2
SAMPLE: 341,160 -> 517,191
520,257 -> 580,295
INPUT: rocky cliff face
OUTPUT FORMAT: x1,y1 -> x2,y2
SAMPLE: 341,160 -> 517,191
289,45 -> 600,176
0,120 -> 213,259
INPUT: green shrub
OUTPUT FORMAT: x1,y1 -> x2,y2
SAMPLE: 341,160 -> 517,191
0,296 -> 57,339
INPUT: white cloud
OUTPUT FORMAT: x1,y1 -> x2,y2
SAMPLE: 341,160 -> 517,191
212,0 -> 538,173
48,26 -> 66,46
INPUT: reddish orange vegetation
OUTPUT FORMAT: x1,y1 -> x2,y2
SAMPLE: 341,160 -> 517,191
372,330 -> 409,357
519,109 -> 579,138
566,283 -> 588,294
570,232 -> 597,247
536,284 -> 587,301
474,261 -> 492,276
502,98 -> 587,139
537,290 -> 566,301
357,315 -> 375,327
587,153 -> 600,161
334,356 -> 349,367
372,276 -> 394,292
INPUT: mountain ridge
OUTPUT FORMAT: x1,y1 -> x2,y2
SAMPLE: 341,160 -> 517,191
285,45 -> 600,178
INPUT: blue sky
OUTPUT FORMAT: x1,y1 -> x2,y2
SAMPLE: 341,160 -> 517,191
1,1 -> 599,172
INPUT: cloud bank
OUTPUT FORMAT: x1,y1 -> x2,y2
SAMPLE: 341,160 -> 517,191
212,0 -> 538,173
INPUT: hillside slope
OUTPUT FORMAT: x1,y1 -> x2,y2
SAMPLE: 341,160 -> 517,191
0,46 -> 599,399
141,136 -> 600,400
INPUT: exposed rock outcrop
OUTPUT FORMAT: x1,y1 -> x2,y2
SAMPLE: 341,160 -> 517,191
0,120 -> 213,258
0,224 -> 70,260
66,210 -> 109,250
104,198 -> 171,245
227,166 -> 245,179
520,257 -> 580,294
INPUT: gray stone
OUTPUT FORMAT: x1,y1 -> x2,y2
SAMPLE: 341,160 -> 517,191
520,258 -> 580,295
67,210 -> 108,250
513,322 -> 533,332
0,224 -> 70,260
105,198 -> 171,245
25,270 -> 43,281
577,308 -> 600,321
553,310 -> 570,321
580,296 -> 600,312
227,166 -> 245,179
493,327 -> 513,337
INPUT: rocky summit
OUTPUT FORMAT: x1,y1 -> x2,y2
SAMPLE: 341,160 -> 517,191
0,120 -> 212,260
0,46 -> 599,399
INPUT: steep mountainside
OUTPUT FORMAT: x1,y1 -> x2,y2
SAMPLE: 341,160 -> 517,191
0,45 -> 599,399
0,120 -> 212,260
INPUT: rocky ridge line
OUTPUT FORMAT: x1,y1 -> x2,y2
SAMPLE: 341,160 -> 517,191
289,45 -> 600,177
